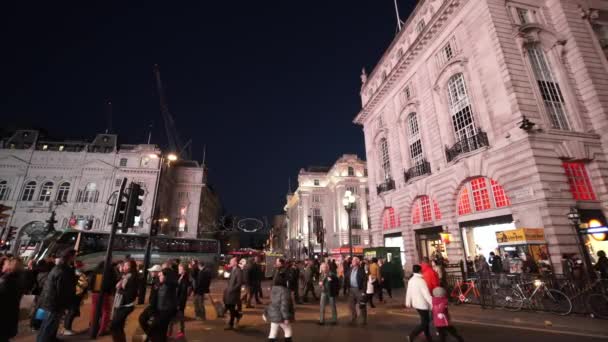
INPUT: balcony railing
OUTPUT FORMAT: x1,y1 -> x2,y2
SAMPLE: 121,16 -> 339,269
404,160 -> 431,183
376,178 -> 395,195
445,131 -> 489,162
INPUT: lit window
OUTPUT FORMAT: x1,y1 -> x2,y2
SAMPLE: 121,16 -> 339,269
447,73 -> 477,146
412,196 -> 440,224
491,179 -> 511,207
421,196 -> 432,222
471,177 -> 492,211
38,182 -> 54,202
380,138 -> 392,180
527,44 -> 570,130
563,162 -> 596,201
56,182 -> 70,202
383,207 -> 400,229
458,187 -> 472,215
59,145 -> 64,151
0,181 -> 10,201
348,167 -> 355,176
433,200 -> 442,220
457,177 -> 511,215
412,203 -> 421,225
21,181 -> 36,201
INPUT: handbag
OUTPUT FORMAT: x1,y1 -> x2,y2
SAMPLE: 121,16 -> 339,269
35,308 -> 48,321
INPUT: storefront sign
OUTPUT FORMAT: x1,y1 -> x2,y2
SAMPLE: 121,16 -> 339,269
495,228 -> 545,246
330,246 -> 364,255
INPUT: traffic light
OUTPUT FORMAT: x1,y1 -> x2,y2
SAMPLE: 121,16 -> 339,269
123,182 -> 144,233
115,192 -> 129,229
150,223 -> 159,237
85,219 -> 93,231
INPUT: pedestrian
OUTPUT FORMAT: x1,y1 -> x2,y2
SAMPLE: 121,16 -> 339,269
405,264 -> 433,342
194,261 -> 212,320
264,258 -> 294,342
342,258 -> 351,297
148,268 -> 178,342
36,249 -> 77,342
223,256 -> 244,330
502,253 -> 511,274
379,258 -> 393,299
241,258 -> 254,309
287,260 -> 301,304
169,263 -> 192,339
318,262 -> 338,325
368,257 -> 381,304
475,255 -> 491,309
346,257 -> 367,325
251,256 -> 264,304
110,260 -> 139,342
432,286 -> 465,342
30,260 -> 52,331
302,259 -> 318,302
88,261 -> 115,337
139,265 -> 162,340
594,250 -> 608,279
63,260 -> 89,336
420,258 -> 440,292
489,252 -> 502,274
0,257 -> 24,342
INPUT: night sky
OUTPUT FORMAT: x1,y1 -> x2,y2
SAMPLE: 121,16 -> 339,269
1,1 -> 416,218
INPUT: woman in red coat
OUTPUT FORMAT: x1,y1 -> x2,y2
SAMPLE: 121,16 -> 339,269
420,261 -> 439,292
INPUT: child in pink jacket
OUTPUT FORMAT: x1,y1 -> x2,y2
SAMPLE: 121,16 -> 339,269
432,287 -> 464,342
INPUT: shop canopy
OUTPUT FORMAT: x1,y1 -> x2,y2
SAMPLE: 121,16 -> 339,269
495,228 -> 546,246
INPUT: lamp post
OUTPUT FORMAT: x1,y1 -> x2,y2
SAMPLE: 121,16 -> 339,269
567,207 -> 594,280
343,190 -> 356,259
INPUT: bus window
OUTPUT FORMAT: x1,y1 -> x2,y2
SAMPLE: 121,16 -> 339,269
78,234 -> 109,255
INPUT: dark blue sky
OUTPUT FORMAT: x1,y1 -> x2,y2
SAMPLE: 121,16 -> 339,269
1,1 -> 416,217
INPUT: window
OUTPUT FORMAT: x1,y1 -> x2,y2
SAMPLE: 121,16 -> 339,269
436,37 -> 458,68
120,158 -> 128,167
81,183 -> 99,203
314,179 -> 320,186
412,196 -> 442,224
312,194 -> 321,203
380,138 -> 392,180
404,86 -> 412,102
416,19 -> 426,34
447,73 -> 477,146
563,162 -> 596,201
407,113 -> 424,166
383,207 -> 400,229
38,182 -> 54,202
457,177 -> 511,215
348,167 -> 355,176
0,181 -> 10,200
352,235 -> 361,245
21,181 -> 36,201
527,44 -> 570,130
517,8 -> 530,24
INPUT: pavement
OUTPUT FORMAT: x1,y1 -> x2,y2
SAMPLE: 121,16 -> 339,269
14,281 -> 608,341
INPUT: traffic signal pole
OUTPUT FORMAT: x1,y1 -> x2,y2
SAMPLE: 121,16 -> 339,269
90,177 -> 127,339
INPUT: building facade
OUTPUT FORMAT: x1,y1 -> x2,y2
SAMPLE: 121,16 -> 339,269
0,130 -> 162,249
284,154 -> 369,258
355,0 -> 608,272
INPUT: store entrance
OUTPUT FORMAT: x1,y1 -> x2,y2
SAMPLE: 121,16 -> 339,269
415,226 -> 446,262
459,215 -> 515,260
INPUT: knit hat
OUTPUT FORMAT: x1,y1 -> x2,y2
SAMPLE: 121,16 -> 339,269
433,287 -> 447,297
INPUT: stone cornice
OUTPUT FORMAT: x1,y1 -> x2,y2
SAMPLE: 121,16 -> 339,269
355,0 -> 463,125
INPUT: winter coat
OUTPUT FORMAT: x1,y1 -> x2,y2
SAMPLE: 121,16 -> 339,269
490,255 -> 503,273
369,262 -> 380,281
176,274 -> 191,310
287,267 -> 300,291
0,271 -> 23,339
420,263 -> 440,292
156,278 -> 178,313
303,266 -> 315,283
38,263 -> 76,313
265,285 -> 294,323
116,272 -> 139,307
405,273 -> 433,310
432,296 -> 450,327
320,271 -> 339,297
345,266 -> 367,290
223,266 -> 243,305
195,267 -> 212,294
250,263 -> 263,286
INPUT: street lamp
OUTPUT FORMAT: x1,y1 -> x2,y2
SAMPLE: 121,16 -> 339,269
343,190 -> 356,258
567,207 -> 593,280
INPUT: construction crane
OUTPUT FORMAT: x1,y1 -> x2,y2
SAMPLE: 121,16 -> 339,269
153,64 -> 192,160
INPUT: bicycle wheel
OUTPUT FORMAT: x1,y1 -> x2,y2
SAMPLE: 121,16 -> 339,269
586,293 -> 608,319
497,288 -> 523,311
541,289 -> 572,315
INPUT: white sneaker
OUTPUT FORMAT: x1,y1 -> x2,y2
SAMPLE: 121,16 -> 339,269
63,330 -> 75,336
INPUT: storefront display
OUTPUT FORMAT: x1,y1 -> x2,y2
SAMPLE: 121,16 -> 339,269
495,228 -> 550,273
415,226 -> 448,262
460,218 -> 516,261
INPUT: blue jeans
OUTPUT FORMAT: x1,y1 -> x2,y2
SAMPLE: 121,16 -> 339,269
37,311 -> 61,342
320,293 -> 337,323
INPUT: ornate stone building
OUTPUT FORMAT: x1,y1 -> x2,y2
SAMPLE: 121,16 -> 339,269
354,0 -> 608,271
284,154 -> 369,258
0,130 -> 162,249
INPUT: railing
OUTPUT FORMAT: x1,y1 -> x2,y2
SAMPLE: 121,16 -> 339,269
445,131 -> 489,162
376,178 -> 395,195
404,160 -> 431,183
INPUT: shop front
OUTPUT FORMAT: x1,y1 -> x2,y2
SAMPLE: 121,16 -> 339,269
495,228 -> 550,273
383,232 -> 406,266
459,215 -> 516,260
414,226 -> 448,262
578,209 -> 608,265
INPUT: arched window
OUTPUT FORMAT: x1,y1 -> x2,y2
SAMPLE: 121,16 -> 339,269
411,196 -> 442,224
21,181 -> 36,201
79,183 -> 99,203
0,180 -> 10,200
348,166 -> 355,176
38,182 -> 54,202
407,113 -> 424,166
379,138 -> 392,180
457,177 -> 511,216
382,207 -> 400,229
447,73 -> 476,145
56,182 -> 70,202
526,43 -> 570,130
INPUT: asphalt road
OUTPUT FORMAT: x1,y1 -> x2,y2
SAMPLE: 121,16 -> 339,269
14,280 -> 608,341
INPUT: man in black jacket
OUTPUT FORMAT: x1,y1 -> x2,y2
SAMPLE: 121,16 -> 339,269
246,257 -> 263,307
345,257 -> 367,325
37,249 -> 76,342
194,261 -> 212,320
223,257 -> 244,330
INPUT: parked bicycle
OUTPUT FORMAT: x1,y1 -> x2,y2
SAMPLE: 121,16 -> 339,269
450,278 -> 480,304
497,278 -> 572,315
564,276 -> 608,319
